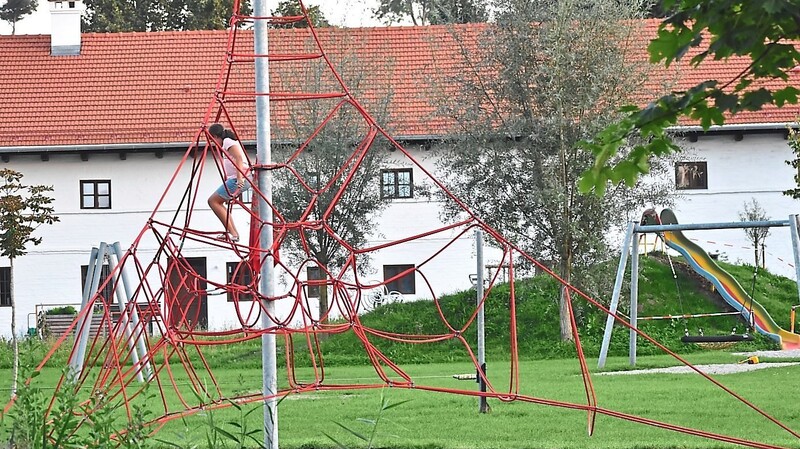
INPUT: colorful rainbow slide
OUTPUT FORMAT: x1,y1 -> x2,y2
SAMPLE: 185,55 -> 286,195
658,209 -> 800,350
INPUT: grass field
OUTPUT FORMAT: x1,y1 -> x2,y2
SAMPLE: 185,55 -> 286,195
3,351 -> 800,449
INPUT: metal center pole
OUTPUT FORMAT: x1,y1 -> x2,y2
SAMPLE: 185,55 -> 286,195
476,229 -> 487,413
254,2 -> 278,447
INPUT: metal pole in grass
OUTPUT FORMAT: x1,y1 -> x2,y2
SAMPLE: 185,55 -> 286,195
476,229 -> 488,413
254,1 -> 278,447
629,232 -> 639,366
598,221 -> 635,369
789,215 -> 800,309
70,242 -> 106,378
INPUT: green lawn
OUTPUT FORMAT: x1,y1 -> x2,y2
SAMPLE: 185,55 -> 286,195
4,352 -> 800,449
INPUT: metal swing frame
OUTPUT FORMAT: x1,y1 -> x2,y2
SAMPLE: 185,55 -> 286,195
597,215 -> 800,368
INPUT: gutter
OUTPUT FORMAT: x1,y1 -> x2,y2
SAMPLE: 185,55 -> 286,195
0,142 -> 193,154
3,124 -> 788,156
0,135 -> 437,156
667,122 -> 798,133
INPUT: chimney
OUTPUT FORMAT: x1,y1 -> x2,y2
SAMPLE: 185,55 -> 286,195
49,0 -> 84,56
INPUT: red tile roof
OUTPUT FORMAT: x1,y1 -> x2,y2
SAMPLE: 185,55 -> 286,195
0,21 -> 798,148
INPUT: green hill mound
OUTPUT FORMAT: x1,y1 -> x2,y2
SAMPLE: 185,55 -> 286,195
284,255 -> 794,367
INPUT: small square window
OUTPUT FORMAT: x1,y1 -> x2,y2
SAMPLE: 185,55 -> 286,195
0,267 -> 10,307
80,264 -> 114,301
383,264 -> 415,294
305,266 -> 323,298
226,262 -> 254,302
381,168 -> 413,199
675,162 -> 708,190
80,180 -> 112,209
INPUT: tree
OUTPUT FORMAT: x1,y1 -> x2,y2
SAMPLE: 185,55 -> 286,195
83,0 -> 159,32
0,0 -> 37,35
784,126 -> 800,199
272,0 -> 330,28
580,0 -> 800,195
272,54 -> 393,323
373,0 -> 487,26
435,0 -> 673,341
644,0 -> 676,17
82,0 -> 252,32
738,198 -> 771,269
0,169 -> 59,398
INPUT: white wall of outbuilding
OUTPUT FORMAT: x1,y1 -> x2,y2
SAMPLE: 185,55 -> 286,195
2,130 -> 800,338
0,145 -> 490,338
666,133 -> 800,279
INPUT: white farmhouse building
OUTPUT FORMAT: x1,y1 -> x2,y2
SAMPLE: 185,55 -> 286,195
1,3 -> 799,338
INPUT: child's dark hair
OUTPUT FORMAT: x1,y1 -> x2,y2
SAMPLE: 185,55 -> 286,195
208,123 -> 237,140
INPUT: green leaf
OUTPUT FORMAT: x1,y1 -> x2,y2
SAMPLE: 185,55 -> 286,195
212,426 -> 239,442
334,421 -> 368,441
578,172 -> 597,193
611,160 -> 639,185
322,431 -> 351,449
761,0 -> 785,14
740,88 -> 773,111
774,86 -> 800,107
712,91 -> 739,112
593,175 -> 607,196
382,399 -> 412,411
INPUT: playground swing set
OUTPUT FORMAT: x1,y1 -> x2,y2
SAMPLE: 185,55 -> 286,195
598,208 -> 800,368
661,240 -> 756,347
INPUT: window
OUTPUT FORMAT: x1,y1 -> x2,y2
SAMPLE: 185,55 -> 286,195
675,162 -> 708,190
80,264 -> 114,301
0,267 -> 10,307
240,188 -> 253,204
381,168 -> 413,199
226,262 -> 253,302
383,264 -> 415,294
80,180 -> 112,209
305,266 -> 323,298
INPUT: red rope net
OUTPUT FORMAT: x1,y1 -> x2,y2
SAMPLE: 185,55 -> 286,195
5,2 -> 799,448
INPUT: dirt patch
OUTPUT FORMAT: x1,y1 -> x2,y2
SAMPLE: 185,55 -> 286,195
599,361 -> 800,376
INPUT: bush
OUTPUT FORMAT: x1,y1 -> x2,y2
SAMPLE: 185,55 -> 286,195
45,306 -> 77,316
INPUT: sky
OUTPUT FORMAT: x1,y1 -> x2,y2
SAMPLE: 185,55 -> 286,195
0,0 -> 389,35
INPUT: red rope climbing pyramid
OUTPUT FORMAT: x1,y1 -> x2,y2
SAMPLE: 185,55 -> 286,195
6,2 -> 799,448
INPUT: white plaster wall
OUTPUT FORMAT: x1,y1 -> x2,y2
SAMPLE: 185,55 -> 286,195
0,146 -> 492,338
7,132 -> 795,339
670,134 -> 800,278
0,150 -> 260,338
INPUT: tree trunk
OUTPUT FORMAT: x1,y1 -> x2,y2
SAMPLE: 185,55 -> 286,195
10,258 -> 18,398
557,115 -> 574,342
318,271 -> 329,324
559,260 -> 574,342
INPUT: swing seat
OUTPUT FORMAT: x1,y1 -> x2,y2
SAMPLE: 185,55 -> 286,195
681,334 -> 753,344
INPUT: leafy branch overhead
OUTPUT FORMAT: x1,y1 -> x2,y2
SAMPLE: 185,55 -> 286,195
580,0 -> 800,195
